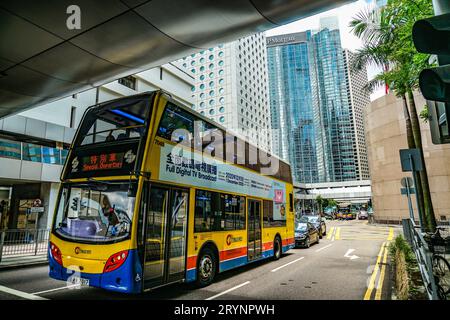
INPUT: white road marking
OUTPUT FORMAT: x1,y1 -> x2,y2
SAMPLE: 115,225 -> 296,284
0,285 -> 48,300
270,257 -> 305,272
315,243 -> 333,252
344,248 -> 359,260
32,284 -> 81,295
205,281 -> 250,300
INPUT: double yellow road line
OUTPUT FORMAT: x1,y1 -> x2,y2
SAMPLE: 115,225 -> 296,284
364,241 -> 389,300
326,227 -> 340,240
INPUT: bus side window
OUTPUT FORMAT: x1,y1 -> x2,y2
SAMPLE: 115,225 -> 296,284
157,103 -> 196,147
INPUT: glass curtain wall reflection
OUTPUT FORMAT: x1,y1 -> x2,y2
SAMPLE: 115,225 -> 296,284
267,31 -> 318,183
267,18 -> 357,183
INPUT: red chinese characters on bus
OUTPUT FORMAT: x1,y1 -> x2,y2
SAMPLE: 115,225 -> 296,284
82,152 -> 124,171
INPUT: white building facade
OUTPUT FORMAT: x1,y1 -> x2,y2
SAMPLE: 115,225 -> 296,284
343,49 -> 371,180
181,33 -> 272,152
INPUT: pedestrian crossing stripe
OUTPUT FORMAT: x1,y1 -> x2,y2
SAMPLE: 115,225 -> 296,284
326,227 -> 335,240
335,227 -> 341,240
387,228 -> 394,241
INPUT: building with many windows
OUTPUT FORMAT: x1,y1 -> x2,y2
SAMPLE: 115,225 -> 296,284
267,31 -> 318,183
343,49 -> 371,180
181,33 -> 272,152
267,17 -> 368,184
0,62 -> 193,231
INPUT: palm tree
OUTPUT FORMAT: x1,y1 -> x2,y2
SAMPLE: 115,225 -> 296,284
315,195 -> 325,215
349,0 -> 436,231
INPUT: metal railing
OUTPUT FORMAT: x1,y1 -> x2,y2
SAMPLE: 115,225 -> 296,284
0,229 -> 50,263
402,218 -> 440,300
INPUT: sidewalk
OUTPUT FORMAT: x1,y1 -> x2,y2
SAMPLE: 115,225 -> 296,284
0,255 -> 48,270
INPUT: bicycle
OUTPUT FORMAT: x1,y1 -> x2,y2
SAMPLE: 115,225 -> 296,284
424,227 -> 450,299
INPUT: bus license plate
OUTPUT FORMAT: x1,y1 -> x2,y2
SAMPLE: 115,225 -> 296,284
70,277 -> 89,286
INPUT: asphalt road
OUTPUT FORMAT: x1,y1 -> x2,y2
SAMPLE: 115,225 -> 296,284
0,220 -> 398,300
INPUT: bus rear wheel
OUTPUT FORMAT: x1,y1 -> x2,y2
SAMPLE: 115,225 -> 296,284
273,237 -> 282,260
196,247 -> 217,287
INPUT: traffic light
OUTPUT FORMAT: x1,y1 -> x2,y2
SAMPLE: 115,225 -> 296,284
412,12 -> 450,144
71,197 -> 79,211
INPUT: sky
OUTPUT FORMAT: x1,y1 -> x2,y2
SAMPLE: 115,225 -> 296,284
265,0 -> 385,101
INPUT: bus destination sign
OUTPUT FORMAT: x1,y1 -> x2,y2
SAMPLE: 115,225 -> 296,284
81,152 -> 125,171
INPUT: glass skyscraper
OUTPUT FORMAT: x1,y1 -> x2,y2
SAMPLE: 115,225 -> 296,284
267,17 -> 361,183
267,31 -> 318,183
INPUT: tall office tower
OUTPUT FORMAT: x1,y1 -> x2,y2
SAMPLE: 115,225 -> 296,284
267,17 -> 359,183
311,17 -> 357,182
343,49 -> 371,180
181,33 -> 272,152
267,31 -> 318,183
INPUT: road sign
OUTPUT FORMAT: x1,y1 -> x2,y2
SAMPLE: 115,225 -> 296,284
400,177 -> 414,188
401,177 -> 415,194
29,207 -> 44,213
399,149 -> 423,172
33,199 -> 42,207
401,188 -> 415,195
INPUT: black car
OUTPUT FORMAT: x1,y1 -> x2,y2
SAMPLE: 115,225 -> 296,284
295,222 -> 320,248
300,215 -> 327,238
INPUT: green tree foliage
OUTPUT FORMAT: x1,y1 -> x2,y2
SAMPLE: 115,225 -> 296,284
315,195 -> 327,214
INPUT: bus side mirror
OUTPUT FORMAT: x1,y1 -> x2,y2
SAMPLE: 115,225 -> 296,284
128,184 -> 138,197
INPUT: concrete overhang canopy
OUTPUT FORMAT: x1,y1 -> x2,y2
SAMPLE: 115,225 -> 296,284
0,0 -> 352,118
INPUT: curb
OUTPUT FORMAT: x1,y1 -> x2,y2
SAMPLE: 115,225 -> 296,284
0,259 -> 48,271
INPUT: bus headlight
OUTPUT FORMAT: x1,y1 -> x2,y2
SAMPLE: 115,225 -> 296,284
104,250 -> 129,273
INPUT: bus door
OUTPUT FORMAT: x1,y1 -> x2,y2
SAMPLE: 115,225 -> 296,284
142,185 -> 189,289
247,199 -> 262,261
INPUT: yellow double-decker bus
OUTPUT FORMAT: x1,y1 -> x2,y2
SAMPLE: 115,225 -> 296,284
48,91 -> 295,293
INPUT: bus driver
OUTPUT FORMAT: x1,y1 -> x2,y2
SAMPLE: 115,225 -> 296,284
101,196 -> 120,235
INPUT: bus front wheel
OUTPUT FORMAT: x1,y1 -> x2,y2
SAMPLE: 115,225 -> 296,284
196,247 -> 217,287
273,237 -> 282,260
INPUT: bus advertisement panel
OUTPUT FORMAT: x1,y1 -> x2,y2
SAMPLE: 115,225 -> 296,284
158,142 -> 287,222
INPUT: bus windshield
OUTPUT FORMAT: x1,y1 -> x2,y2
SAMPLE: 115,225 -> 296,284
53,181 -> 136,243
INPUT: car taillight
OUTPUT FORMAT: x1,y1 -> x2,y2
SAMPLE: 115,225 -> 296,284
50,242 -> 62,266
103,250 -> 129,273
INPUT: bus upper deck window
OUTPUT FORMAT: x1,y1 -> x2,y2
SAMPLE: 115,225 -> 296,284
79,100 -> 147,146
